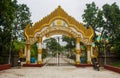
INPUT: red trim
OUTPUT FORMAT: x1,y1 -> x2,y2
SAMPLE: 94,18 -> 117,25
75,64 -> 93,67
23,64 -> 44,67
0,64 -> 11,71
104,65 -> 120,73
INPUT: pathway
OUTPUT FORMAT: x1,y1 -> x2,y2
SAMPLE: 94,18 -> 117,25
0,66 -> 120,78
0,57 -> 120,78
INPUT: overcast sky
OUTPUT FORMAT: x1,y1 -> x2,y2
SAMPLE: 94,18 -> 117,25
18,0 -> 120,24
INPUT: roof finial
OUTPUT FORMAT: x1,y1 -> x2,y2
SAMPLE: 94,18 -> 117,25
58,5 -> 61,8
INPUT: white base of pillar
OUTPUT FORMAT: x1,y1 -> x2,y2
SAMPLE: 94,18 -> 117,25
38,54 -> 42,64
76,54 -> 80,64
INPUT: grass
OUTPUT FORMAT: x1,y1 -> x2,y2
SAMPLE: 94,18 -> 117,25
110,61 -> 120,68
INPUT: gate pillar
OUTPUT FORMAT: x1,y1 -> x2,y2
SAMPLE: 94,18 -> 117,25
75,37 -> 81,65
37,37 -> 42,64
26,44 -> 31,64
91,46 -> 95,58
87,45 -> 92,64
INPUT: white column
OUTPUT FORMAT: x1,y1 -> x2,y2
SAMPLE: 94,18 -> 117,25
87,45 -> 91,64
24,45 -> 27,56
76,43 -> 80,50
37,37 -> 42,64
75,37 -> 81,65
38,53 -> 42,62
38,42 -> 42,49
26,44 -> 30,64
76,53 -> 80,63
91,46 -> 94,57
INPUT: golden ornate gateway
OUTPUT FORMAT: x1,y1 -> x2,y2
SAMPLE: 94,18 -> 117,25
24,6 -> 95,65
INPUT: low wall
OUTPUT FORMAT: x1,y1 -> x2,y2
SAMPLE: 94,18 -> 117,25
98,55 -> 118,66
104,65 -> 120,73
0,64 -> 11,71
23,64 -> 44,67
75,64 -> 93,67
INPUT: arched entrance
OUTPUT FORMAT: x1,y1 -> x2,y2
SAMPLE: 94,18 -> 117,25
24,6 -> 95,66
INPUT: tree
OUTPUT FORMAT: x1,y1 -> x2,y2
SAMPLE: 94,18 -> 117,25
44,38 -> 62,53
103,3 -> 120,56
12,40 -> 25,54
62,35 -> 79,60
0,0 -> 17,52
83,2 -> 98,29
13,4 -> 31,40
62,35 -> 75,49
0,0 -> 31,52
83,2 -> 120,38
102,3 -> 120,39
82,2 -> 120,56
102,3 -> 120,55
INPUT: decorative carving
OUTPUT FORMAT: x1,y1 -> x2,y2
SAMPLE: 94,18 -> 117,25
19,49 -> 24,58
24,6 -> 95,65
75,49 -> 80,54
37,37 -> 42,43
56,20 -> 62,26
27,44 -> 30,50
76,61 -> 80,64
38,49 -> 42,54
87,45 -> 91,51
26,61 -> 30,64
24,6 -> 94,44
37,60 -> 42,64
76,37 -> 80,43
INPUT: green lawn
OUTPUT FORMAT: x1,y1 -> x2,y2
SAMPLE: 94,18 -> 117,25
110,61 -> 120,68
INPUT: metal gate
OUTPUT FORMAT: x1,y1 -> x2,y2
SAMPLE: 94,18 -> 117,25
43,52 -> 75,66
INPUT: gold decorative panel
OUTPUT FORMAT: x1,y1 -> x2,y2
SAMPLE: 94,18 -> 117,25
24,6 -> 94,45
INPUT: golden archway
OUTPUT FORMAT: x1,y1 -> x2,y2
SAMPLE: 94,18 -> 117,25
24,6 -> 95,65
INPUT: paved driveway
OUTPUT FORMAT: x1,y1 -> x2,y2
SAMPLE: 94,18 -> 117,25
0,66 -> 120,78
1,57 -> 120,78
